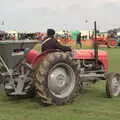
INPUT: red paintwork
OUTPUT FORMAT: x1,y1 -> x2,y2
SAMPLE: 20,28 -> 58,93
107,40 -> 117,47
72,49 -> 108,72
26,49 -> 108,72
26,50 -> 40,65
26,49 -> 61,68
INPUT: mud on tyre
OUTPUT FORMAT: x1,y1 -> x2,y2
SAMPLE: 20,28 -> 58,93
34,52 -> 79,105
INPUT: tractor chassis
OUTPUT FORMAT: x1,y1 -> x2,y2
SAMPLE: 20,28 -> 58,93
80,73 -> 105,82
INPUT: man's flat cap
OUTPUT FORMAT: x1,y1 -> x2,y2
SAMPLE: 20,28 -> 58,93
47,29 -> 55,36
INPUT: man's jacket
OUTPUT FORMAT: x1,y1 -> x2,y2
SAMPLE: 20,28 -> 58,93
41,37 -> 71,52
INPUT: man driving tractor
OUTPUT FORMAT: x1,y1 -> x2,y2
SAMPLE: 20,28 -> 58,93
41,29 -> 72,52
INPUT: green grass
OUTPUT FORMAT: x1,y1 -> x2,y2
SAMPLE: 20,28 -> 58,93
100,48 -> 120,72
0,48 -> 120,120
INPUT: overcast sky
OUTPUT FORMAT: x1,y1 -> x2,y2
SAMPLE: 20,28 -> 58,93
0,0 -> 120,32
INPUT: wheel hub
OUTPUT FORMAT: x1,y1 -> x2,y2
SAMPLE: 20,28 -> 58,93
111,77 -> 120,96
56,74 -> 66,87
48,63 -> 75,98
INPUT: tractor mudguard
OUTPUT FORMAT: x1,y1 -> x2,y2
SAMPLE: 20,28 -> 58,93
26,49 -> 62,69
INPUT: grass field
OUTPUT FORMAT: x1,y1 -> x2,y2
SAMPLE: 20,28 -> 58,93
0,48 -> 120,120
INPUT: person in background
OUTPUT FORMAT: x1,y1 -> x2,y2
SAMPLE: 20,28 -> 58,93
76,32 -> 82,48
41,29 -> 72,52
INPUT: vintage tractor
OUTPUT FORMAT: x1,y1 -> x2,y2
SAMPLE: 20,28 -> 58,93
0,39 -> 119,106
0,21 -> 120,105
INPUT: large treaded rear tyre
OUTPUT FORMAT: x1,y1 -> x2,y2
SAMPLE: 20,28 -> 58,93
106,73 -> 120,98
34,52 -> 79,105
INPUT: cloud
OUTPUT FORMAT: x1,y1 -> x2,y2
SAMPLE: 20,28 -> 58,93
104,0 -> 120,3
0,0 -> 120,32
0,0 -> 101,9
99,0 -> 120,4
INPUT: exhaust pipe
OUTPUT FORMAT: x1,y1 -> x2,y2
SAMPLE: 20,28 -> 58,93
94,21 -> 98,70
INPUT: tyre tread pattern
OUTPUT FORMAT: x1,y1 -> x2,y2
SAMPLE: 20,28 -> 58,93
34,52 -> 79,105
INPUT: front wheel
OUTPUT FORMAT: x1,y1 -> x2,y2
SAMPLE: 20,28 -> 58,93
106,73 -> 120,98
34,52 -> 79,105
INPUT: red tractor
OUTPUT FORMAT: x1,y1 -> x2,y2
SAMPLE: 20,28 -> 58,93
0,39 -> 119,105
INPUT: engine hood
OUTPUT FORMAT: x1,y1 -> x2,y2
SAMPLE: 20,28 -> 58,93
72,49 -> 108,59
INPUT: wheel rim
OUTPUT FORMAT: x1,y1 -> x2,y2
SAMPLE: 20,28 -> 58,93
111,75 -> 120,96
48,63 -> 76,98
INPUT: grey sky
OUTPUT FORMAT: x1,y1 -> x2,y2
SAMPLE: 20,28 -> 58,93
0,0 -> 120,32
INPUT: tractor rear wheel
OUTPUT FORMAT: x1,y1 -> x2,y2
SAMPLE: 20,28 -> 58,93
106,73 -> 120,98
34,52 -> 79,105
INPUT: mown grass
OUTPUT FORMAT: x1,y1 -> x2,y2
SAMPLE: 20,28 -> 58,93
0,48 -> 120,120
